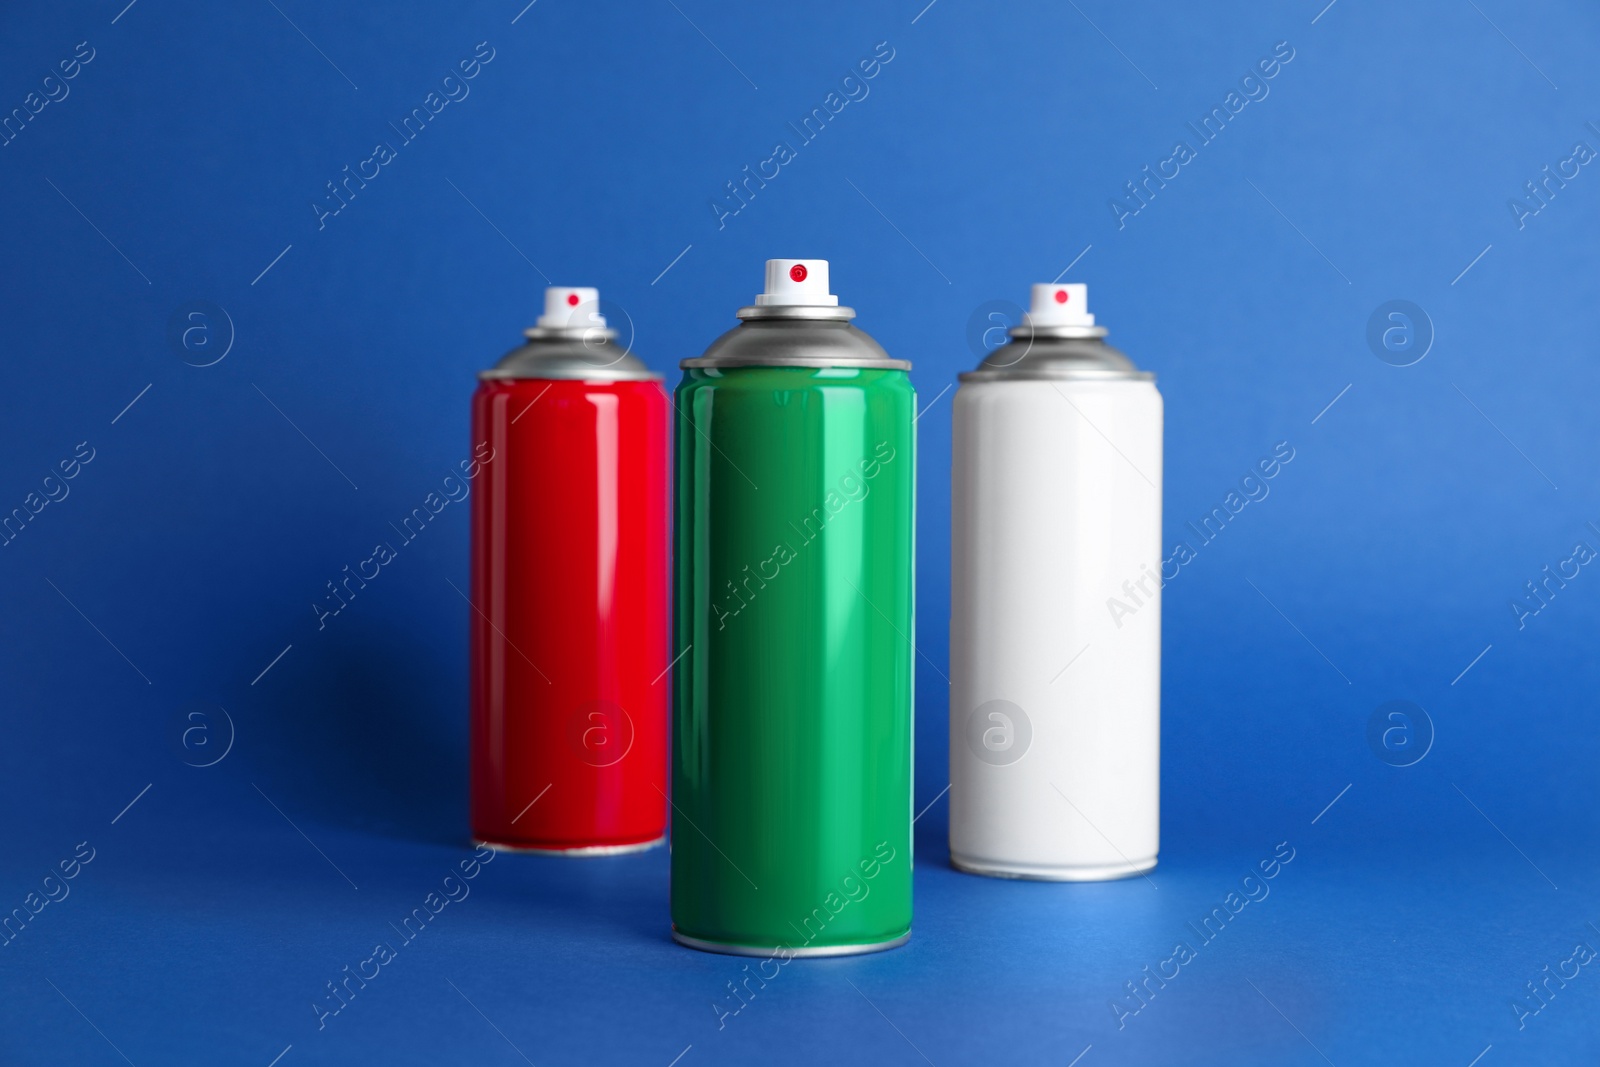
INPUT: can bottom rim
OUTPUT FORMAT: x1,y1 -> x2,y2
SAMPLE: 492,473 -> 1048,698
474,836 -> 665,858
950,853 -> 1157,883
672,930 -> 910,958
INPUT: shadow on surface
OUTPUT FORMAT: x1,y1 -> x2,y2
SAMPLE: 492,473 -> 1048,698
245,619 -> 468,848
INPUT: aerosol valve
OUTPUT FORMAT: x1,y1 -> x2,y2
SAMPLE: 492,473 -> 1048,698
754,259 -> 839,307
537,286 -> 606,329
1026,283 -> 1095,328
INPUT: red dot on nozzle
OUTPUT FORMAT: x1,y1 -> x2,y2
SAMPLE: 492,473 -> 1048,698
789,264 -> 808,282
1054,289 -> 1069,304
566,293 -> 580,306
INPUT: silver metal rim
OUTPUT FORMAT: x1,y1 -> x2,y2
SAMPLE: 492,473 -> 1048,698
680,357 -> 911,370
478,367 -> 662,382
522,326 -> 617,341
474,836 -> 665,858
964,330 -> 1148,382
950,853 -> 1157,882
1008,324 -> 1108,340
685,310 -> 906,371
481,331 -> 658,382
958,368 -> 1154,383
672,930 -> 910,958
735,304 -> 856,321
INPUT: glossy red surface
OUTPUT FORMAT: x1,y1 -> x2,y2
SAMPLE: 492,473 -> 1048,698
469,377 -> 670,849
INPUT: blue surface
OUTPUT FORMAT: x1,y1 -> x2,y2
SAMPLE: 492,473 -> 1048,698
2,0 -> 1598,1063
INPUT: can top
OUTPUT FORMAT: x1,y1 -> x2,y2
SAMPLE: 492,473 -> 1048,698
753,259 -> 839,307
682,259 -> 910,370
1025,283 -> 1094,329
481,285 -> 659,382
960,282 -> 1151,383
536,286 -> 605,329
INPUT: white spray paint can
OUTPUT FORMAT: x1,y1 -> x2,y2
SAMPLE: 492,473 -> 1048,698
948,283 -> 1163,880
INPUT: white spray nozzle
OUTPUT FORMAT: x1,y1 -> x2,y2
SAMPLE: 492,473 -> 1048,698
537,286 -> 606,329
754,259 -> 838,306
1027,283 -> 1094,328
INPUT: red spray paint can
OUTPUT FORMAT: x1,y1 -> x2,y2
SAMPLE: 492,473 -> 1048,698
470,287 -> 669,854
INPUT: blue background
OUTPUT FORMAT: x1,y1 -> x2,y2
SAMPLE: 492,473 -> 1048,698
2,0 -> 1597,1063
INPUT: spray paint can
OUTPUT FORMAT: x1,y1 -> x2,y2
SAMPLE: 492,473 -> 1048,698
470,287 -> 670,854
949,283 -> 1162,880
672,260 -> 915,955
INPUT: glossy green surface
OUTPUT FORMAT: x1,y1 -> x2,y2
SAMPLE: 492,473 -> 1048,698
671,366 -> 915,952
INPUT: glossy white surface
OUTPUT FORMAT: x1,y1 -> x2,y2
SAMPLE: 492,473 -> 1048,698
949,378 -> 1163,878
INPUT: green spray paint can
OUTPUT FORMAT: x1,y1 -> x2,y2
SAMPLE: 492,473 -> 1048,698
671,259 -> 915,957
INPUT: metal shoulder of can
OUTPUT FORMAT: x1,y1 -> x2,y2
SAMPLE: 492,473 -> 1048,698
480,326 -> 661,382
960,322 -> 1154,383
681,305 -> 911,371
